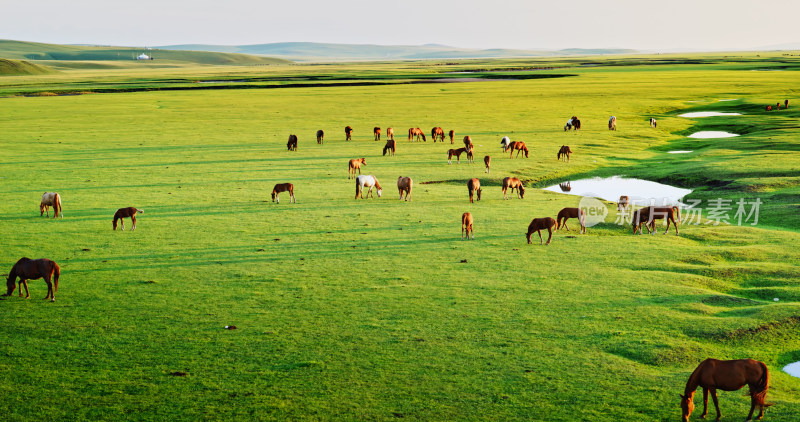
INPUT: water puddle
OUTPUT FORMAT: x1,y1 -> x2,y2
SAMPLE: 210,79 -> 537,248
679,111 -> 742,118
784,362 -> 800,378
543,176 -> 692,205
667,150 -> 693,154
688,131 -> 739,139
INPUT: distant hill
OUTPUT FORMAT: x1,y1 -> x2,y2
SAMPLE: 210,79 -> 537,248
0,58 -> 54,76
158,42 -> 640,61
0,40 -> 292,65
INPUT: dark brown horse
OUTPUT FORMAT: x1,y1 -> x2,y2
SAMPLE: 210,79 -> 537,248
431,127 -> 445,142
348,158 -> 366,179
502,177 -> 525,199
382,139 -> 396,156
467,178 -> 481,203
556,207 -> 586,234
113,207 -> 143,230
408,127 -> 426,142
484,155 -> 491,174
345,126 -> 353,141
449,130 -> 455,144
448,147 -> 473,164
461,212 -> 474,240
271,183 -> 295,204
287,134 -> 298,151
374,127 -> 381,141
397,176 -> 412,201
632,206 -> 681,235
681,359 -> 771,422
4,258 -> 60,302
557,145 -> 572,162
526,217 -> 556,245
508,141 -> 529,158
386,127 -> 395,140
316,129 -> 324,144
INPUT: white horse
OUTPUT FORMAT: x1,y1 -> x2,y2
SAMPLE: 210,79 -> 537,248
40,192 -> 63,218
608,116 -> 617,131
397,176 -> 412,201
500,136 -> 511,152
355,175 -> 382,199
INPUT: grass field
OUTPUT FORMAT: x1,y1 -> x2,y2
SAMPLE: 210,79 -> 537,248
1,53 -> 799,421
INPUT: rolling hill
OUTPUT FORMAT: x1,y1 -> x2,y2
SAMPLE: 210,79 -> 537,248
0,58 -> 54,75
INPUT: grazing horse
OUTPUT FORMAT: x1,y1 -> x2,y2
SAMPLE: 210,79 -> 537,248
449,130 -> 455,144
397,176 -> 412,201
564,116 -> 581,131
556,207 -> 586,234
608,116 -> 617,130
387,127 -> 395,140
502,177 -> 525,199
382,139 -> 396,156
467,178 -> 481,203
462,135 -> 474,151
271,183 -> 295,204
617,195 -> 630,213
113,207 -> 143,231
461,212 -> 474,240
650,118 -> 657,128
508,141 -> 529,158
287,134 -> 298,151
526,217 -> 557,245
348,158 -> 367,179
785,99 -> 789,109
447,147 -> 472,164
4,257 -> 60,302
345,126 -> 353,141
557,145 -> 572,162
766,105 -> 772,111
408,127 -> 426,142
680,359 -> 771,422
431,127 -> 445,142
355,175 -> 382,199
484,155 -> 491,174
316,129 -> 324,144
632,206 -> 681,235
40,192 -> 63,219
373,127 -> 381,141
776,102 -> 781,110
500,136 -> 511,152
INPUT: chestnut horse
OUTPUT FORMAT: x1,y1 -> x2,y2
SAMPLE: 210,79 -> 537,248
556,207 -> 586,234
382,139 -> 396,156
766,105 -> 772,111
408,127 -> 426,142
526,217 -> 556,245
397,176 -> 412,201
431,127 -> 445,142
650,118 -> 657,128
467,178 -> 481,203
113,207 -> 143,231
348,158 -> 367,179
355,175 -> 382,199
287,134 -> 298,151
461,212 -> 474,240
617,195 -> 630,213
484,155 -> 491,174
374,127 -> 381,141
463,135 -> 474,151
632,206 -> 681,235
271,183 -> 295,204
4,257 -> 60,302
345,126 -> 353,141
680,359 -> 771,422
508,141 -> 529,158
387,127 -> 395,140
40,192 -> 63,219
449,130 -> 455,144
502,177 -> 525,199
557,145 -> 572,162
316,129 -> 324,144
448,147 -> 473,164
608,116 -> 617,130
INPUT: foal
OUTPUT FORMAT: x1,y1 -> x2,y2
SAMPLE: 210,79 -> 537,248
113,207 -> 144,231
526,217 -> 557,245
271,183 -> 296,204
461,212 -> 474,240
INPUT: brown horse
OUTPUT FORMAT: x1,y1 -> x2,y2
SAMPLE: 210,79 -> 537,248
345,126 -> 353,141
785,99 -> 789,109
557,145 -> 572,162
766,105 -> 772,111
776,102 -> 781,110
508,141 -> 529,158
348,158 -> 366,179
408,127 -> 426,142
316,129 -> 324,144
617,195 -> 630,213
448,147 -> 472,164
397,176 -> 412,201
40,192 -> 63,219
4,257 -> 60,302
382,139 -> 396,156
449,130 -> 455,144
526,217 -> 556,245
467,178 -> 481,203
287,134 -> 298,151
431,127 -> 445,142
461,212 -> 474,240
680,359 -> 771,422
386,127 -> 395,140
564,116 -> 581,131
484,155 -> 491,174
113,207 -> 143,231
374,127 -> 381,141
559,182 -> 572,192
463,135 -> 474,151
632,206 -> 681,235
502,177 -> 525,199
556,207 -> 586,234
271,183 -> 295,204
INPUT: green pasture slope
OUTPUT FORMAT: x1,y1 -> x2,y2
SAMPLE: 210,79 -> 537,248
1,54 -> 799,421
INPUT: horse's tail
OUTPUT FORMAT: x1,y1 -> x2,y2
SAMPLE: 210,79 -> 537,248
750,361 -> 771,409
52,262 -> 60,294
355,178 -> 361,198
673,206 -> 681,224
383,145 -> 388,156
54,193 -> 62,218
137,209 -> 144,214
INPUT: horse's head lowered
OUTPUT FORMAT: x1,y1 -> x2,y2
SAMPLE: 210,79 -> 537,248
679,394 -> 694,422
518,186 -> 525,198
5,269 -> 16,296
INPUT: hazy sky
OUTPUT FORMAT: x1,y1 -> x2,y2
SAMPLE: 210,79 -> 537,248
4,0 -> 798,51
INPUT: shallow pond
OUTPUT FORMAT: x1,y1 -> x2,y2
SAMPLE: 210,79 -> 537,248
543,176 -> 692,205
688,131 -> 739,139
784,362 -> 800,378
679,111 -> 742,118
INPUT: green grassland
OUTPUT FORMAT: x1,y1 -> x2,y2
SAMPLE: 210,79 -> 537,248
1,52 -> 799,421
